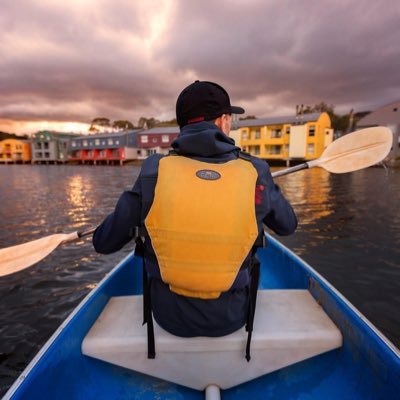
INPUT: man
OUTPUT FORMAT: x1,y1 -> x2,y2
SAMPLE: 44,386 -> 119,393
93,80 -> 297,358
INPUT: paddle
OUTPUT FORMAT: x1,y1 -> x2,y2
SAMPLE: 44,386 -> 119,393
271,126 -> 393,178
0,227 -> 96,277
0,126 -> 393,277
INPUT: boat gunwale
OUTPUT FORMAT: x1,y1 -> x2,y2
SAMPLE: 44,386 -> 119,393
267,234 -> 400,359
2,250 -> 136,400
3,234 -> 400,399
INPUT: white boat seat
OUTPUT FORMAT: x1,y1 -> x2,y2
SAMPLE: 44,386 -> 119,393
82,290 -> 342,390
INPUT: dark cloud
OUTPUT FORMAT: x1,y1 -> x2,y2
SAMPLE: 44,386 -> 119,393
0,0 -> 399,131
158,0 -> 400,113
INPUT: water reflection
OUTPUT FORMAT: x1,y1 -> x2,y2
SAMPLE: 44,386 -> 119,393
275,167 -> 400,352
0,164 -> 399,397
65,174 -> 95,229
279,167 -> 334,224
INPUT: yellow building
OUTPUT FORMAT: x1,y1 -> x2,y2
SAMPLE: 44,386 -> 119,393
0,138 -> 31,163
233,112 -> 333,162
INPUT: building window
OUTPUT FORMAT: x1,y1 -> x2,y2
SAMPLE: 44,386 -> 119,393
142,135 -> 148,143
35,152 -> 42,158
241,130 -> 247,140
44,142 -> 49,149
268,145 -> 282,154
35,143 -> 42,149
95,139 -> 100,145
83,140 -> 88,147
100,150 -> 106,157
162,135 -> 169,143
45,152 -> 50,158
147,149 -> 156,156
88,151 -> 93,158
309,125 -> 316,136
271,129 -> 282,139
108,139 -> 114,145
115,140 -> 120,145
251,146 -> 260,155
308,143 -> 315,155
254,129 -> 261,139
285,126 -> 290,134
72,141 -> 76,147
113,149 -> 119,157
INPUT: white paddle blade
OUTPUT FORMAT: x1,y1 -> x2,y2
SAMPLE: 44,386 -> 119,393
317,127 -> 393,174
0,232 -> 78,277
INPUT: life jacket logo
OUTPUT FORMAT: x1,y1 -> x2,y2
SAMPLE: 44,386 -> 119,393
196,169 -> 221,180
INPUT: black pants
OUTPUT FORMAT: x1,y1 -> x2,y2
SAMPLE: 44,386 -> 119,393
150,278 -> 249,337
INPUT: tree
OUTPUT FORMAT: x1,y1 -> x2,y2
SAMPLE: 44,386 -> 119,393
91,117 -> 111,127
239,115 -> 257,120
300,102 -> 334,116
300,102 -> 353,132
88,125 -> 99,133
113,120 -> 134,130
0,131 -> 28,140
155,118 -> 178,127
138,117 -> 159,129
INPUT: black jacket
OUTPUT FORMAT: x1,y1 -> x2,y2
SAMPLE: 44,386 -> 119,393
93,121 -> 297,337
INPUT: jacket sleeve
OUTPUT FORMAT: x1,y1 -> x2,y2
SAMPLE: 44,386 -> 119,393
92,178 -> 142,254
255,159 -> 297,236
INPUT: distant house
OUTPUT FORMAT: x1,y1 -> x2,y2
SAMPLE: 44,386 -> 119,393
233,113 -> 333,162
357,101 -> 400,165
0,138 -> 31,163
31,131 -> 78,164
69,130 -> 142,165
136,127 -> 180,159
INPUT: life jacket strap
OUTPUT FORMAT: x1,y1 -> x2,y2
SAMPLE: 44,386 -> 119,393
238,150 -> 252,161
143,269 -> 156,359
245,254 -> 261,362
136,235 -> 156,359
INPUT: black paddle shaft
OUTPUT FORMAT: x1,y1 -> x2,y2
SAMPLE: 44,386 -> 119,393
272,163 -> 309,178
77,227 -> 97,238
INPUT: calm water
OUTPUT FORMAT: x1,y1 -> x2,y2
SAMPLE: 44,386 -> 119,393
0,164 -> 399,395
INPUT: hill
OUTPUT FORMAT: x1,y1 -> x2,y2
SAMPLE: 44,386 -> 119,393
0,132 -> 29,140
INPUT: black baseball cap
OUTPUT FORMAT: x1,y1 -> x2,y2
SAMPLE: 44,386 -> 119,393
176,80 -> 245,128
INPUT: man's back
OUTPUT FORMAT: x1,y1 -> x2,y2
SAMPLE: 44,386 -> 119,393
93,81 -> 297,341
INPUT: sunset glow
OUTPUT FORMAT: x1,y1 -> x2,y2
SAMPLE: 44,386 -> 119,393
1,0 -> 399,135
0,120 -> 92,136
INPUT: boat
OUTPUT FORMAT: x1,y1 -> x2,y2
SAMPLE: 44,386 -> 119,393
3,234 -> 400,400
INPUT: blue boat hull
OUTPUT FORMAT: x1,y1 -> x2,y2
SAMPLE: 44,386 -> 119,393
4,235 -> 400,399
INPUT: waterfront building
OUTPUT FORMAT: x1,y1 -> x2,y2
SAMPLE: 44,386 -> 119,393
234,112 -> 333,162
136,127 -> 180,159
0,138 -> 31,163
31,131 -> 79,164
228,121 -> 241,146
356,100 -> 400,166
69,130 -> 143,165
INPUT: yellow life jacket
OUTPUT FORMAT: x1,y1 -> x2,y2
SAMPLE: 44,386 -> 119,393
145,155 -> 259,299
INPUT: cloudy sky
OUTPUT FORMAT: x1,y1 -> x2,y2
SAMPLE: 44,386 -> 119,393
0,0 -> 399,134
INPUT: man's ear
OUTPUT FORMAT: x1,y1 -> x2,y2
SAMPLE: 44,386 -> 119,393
214,116 -> 223,130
